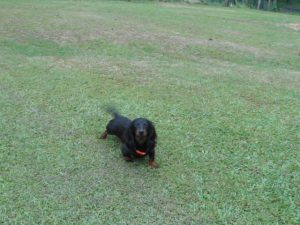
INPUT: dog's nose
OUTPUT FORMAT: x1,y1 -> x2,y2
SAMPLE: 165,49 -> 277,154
139,130 -> 144,135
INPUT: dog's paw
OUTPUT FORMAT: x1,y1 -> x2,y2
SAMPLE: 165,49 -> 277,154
149,160 -> 159,169
124,156 -> 133,162
100,131 -> 108,139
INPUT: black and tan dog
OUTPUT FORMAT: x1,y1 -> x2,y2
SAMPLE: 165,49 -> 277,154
100,108 -> 158,168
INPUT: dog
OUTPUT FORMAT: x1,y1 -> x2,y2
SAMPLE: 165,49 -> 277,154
100,108 -> 158,168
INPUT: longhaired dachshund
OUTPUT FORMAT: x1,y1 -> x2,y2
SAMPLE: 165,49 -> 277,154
100,108 -> 158,168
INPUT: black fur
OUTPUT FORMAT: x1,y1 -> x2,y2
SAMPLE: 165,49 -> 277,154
101,108 -> 158,168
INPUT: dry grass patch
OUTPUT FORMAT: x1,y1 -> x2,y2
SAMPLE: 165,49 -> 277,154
286,23 -> 300,30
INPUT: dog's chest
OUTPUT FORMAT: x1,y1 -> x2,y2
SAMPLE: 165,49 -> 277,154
135,141 -> 147,151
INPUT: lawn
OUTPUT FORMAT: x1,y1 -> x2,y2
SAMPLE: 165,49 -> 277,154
0,0 -> 299,224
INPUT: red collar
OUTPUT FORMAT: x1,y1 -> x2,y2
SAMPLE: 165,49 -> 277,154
136,150 -> 146,156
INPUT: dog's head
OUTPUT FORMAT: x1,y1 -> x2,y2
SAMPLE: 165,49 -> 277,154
126,118 -> 156,147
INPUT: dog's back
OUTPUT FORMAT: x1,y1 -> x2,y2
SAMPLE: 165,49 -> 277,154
105,107 -> 131,141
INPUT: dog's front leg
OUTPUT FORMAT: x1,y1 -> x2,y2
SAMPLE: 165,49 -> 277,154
121,144 -> 133,162
148,150 -> 159,168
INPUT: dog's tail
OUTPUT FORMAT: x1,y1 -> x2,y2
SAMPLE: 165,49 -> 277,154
106,106 -> 120,118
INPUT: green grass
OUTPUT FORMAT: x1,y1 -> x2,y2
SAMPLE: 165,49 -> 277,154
0,0 -> 299,224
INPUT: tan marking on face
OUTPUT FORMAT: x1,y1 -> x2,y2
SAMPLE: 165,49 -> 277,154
135,135 -> 147,145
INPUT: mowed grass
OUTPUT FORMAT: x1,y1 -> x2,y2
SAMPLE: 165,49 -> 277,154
0,0 -> 299,224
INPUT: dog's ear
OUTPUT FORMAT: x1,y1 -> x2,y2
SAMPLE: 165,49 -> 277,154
124,122 -> 135,149
147,121 -> 157,145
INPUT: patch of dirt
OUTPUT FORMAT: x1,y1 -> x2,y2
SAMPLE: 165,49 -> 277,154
11,8 -> 268,58
286,23 -> 300,31
160,3 -> 199,9
277,22 -> 300,31
166,35 -> 271,57
41,56 -> 116,73
35,56 -> 158,86
160,2 -> 235,13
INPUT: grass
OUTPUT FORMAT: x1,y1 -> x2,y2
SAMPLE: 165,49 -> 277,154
0,0 -> 299,224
